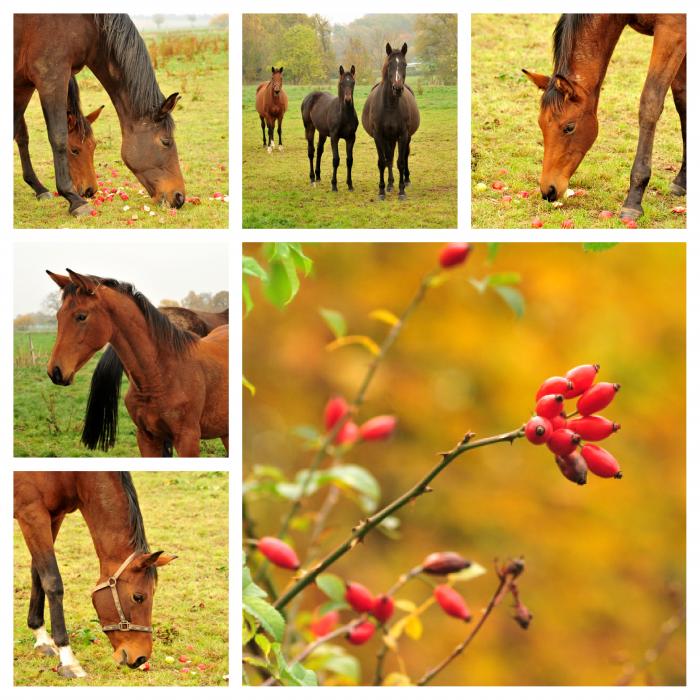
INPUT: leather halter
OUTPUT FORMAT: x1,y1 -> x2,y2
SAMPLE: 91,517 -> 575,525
92,552 -> 152,633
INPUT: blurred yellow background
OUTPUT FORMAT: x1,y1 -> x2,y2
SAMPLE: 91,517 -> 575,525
243,242 -> 685,685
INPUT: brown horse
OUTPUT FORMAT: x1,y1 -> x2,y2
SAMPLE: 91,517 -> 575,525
14,471 -> 176,678
15,14 -> 185,216
82,306 -> 229,453
362,43 -> 420,200
46,270 -> 229,457
15,76 -> 103,201
524,14 -> 686,219
256,67 -> 288,153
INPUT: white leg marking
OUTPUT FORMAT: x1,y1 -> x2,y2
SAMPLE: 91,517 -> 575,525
58,645 -> 87,678
32,626 -> 58,655
278,144 -> 284,152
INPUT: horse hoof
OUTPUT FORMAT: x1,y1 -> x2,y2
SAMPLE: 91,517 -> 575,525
36,191 -> 53,201
267,147 -> 273,154
71,203 -> 93,217
58,664 -> 87,679
620,207 -> 642,221
386,185 -> 393,192
404,180 -> 411,188
34,643 -> 58,657
332,185 -> 338,192
278,145 -> 284,153
348,185 -> 354,192
670,183 -> 686,196
378,193 -> 385,201
399,192 -> 407,201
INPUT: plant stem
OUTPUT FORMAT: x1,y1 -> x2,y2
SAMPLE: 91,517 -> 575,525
274,425 -> 525,611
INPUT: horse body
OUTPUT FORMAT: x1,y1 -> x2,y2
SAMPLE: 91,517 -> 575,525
362,43 -> 420,200
14,471 -> 175,677
14,14 -> 185,215
302,65 -> 359,190
255,67 -> 288,153
523,13 -> 686,218
47,270 -> 229,457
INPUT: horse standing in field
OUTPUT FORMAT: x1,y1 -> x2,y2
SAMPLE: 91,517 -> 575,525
82,306 -> 229,453
46,270 -> 229,457
301,65 -> 358,191
14,471 -> 176,678
15,76 -> 103,202
362,43 -> 420,200
14,14 -> 186,216
256,67 -> 288,153
523,14 -> 686,219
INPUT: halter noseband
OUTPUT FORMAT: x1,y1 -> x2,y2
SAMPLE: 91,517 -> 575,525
92,552 -> 152,633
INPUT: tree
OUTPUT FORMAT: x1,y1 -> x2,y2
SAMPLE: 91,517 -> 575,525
153,14 -> 165,30
187,14 -> 197,28
211,290 -> 229,311
345,37 -> 373,84
415,14 -> 458,84
41,291 -> 61,315
278,24 -> 325,84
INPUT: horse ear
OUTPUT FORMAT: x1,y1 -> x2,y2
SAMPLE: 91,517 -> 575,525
67,113 -> 77,133
47,270 -> 70,289
401,43 -> 408,56
522,69 -> 550,91
386,43 -> 392,55
350,65 -> 356,76
279,67 -> 283,73
271,66 -> 276,73
86,105 -> 105,124
339,65 -> 344,75
133,551 -> 178,570
158,93 -> 180,120
553,74 -> 578,100
66,268 -> 97,294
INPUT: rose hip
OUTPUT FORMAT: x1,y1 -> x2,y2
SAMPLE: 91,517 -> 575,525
421,551 -> 471,575
310,610 -> 340,638
555,451 -> 588,485
581,444 -> 622,479
438,243 -> 472,268
345,582 -> 374,613
324,396 -> 349,430
577,383 -> 620,416
335,421 -> 359,445
564,364 -> 599,398
535,394 -> 565,419
547,429 -> 580,456
347,620 -> 376,645
535,376 -> 573,401
567,416 -> 620,441
550,413 -> 567,431
359,415 -> 397,441
434,585 -> 472,622
525,416 -> 552,445
257,537 -> 300,570
371,595 -> 395,623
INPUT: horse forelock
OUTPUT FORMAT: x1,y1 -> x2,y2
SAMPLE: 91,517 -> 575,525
67,77 -> 92,142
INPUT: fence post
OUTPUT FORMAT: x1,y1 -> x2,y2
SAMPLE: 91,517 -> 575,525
28,334 -> 37,366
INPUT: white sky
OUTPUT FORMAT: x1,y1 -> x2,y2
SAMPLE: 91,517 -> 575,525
324,12 -> 367,26
13,236 -> 229,316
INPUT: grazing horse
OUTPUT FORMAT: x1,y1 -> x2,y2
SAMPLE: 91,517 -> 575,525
523,14 -> 686,219
82,306 -> 229,452
14,14 -> 186,216
301,65 -> 358,191
362,43 -> 420,200
46,270 -> 229,457
256,67 -> 288,153
14,471 -> 176,678
15,76 -> 103,202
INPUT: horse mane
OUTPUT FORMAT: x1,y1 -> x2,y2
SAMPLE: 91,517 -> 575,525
542,14 -> 593,110
61,275 -> 198,355
67,77 -> 92,142
119,472 -> 157,581
93,14 -> 174,133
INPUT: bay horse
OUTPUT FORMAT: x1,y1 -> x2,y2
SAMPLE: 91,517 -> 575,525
15,14 -> 186,216
362,43 -> 420,200
82,306 -> 229,453
255,67 -> 288,153
14,471 -> 176,678
46,270 -> 229,457
301,65 -> 358,191
15,76 -> 103,202
523,14 -> 686,219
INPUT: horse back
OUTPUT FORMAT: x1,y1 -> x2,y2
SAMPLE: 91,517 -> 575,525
14,472 -> 80,519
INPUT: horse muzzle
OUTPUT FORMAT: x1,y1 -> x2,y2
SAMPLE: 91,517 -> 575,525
392,85 -> 404,97
541,185 -> 558,202
48,365 -> 72,386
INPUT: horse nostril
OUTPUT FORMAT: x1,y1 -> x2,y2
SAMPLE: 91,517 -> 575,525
84,187 -> 94,198
133,656 -> 147,669
49,366 -> 63,385
542,185 -> 557,202
173,191 -> 185,209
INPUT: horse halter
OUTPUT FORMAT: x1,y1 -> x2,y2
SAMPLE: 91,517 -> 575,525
92,552 -> 152,633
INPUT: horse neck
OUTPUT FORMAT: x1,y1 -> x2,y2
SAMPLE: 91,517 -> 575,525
381,75 -> 399,109
77,473 -> 135,577
267,82 -> 282,104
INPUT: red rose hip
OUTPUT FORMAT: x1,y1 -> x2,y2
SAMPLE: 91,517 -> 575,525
564,364 -> 599,398
525,416 -> 552,445
535,376 -> 573,401
434,585 -> 472,622
550,413 -> 567,431
535,394 -> 565,419
567,416 -> 620,441
257,537 -> 300,570
310,610 -> 340,638
335,420 -> 359,445
347,620 -> 376,645
371,595 -> 395,623
577,383 -> 620,416
581,444 -> 622,479
345,582 -> 375,613
439,243 -> 472,268
324,396 -> 349,430
547,429 -> 581,456
359,415 -> 397,441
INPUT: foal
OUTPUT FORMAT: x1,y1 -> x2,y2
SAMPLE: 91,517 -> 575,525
256,67 -> 288,153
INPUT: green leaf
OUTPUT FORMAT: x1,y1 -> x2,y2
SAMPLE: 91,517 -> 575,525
487,242 -> 500,262
319,307 -> 347,338
469,277 -> 488,294
325,465 -> 380,512
583,242 -> 619,252
243,578 -> 268,600
288,243 -> 313,275
252,464 -> 285,481
448,561 -> 487,583
243,278 -> 253,316
321,654 -> 361,683
291,424 -> 321,444
255,633 -> 272,658
242,595 -> 286,641
492,285 -> 525,318
280,253 -> 301,301
317,573 -> 346,602
487,271 -> 521,286
242,375 -> 256,396
242,255 -> 268,281
263,259 -> 294,308
318,600 -> 350,616
290,661 -> 318,686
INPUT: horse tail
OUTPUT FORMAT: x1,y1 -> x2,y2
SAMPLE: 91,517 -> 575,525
81,345 -> 123,451
162,440 -> 173,457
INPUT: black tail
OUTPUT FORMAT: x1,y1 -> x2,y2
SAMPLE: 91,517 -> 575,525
81,345 -> 123,451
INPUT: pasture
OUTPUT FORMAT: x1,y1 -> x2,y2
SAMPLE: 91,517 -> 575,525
13,29 -> 229,229
14,332 -> 227,457
242,84 -> 457,228
471,14 -> 687,229
13,471 -> 229,686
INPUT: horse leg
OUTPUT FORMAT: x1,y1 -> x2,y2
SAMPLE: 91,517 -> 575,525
374,138 -> 387,200
267,120 -> 275,154
136,429 -> 167,457
305,124 -> 316,184
221,435 -> 229,454
16,511 -> 87,678
404,137 -> 412,187
621,33 -> 686,219
260,116 -> 267,147
397,135 -> 409,199
15,115 -> 51,200
670,56 -> 686,196
277,118 -> 284,153
173,429 -> 202,457
346,135 -> 355,191
316,134 -> 327,182
330,136 -> 340,192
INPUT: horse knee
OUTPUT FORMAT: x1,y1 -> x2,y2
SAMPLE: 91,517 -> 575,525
630,164 -> 651,191
639,93 -> 665,125
40,572 -> 64,598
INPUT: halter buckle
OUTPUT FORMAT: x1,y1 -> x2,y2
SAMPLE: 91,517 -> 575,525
119,621 -> 131,631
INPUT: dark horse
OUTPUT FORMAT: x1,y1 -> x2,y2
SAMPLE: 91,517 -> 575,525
15,14 -> 186,216
362,43 -> 420,200
14,471 -> 176,677
82,306 -> 229,453
524,14 -> 686,219
255,67 -> 288,153
301,65 -> 358,191
47,270 -> 229,457
15,76 -> 103,201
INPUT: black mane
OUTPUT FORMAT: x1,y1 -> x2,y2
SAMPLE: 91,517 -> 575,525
62,275 -> 198,355
67,76 -> 92,142
119,472 -> 156,581
94,14 -> 174,133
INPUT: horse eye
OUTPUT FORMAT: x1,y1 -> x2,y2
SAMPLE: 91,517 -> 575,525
70,147 -> 80,156
563,123 -> 576,135
160,138 -> 172,147
75,313 -> 87,322
132,593 -> 145,604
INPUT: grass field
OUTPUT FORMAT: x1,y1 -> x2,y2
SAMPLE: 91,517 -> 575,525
13,30 -> 229,229
472,14 -> 687,229
14,332 -> 227,457
14,471 -> 229,686
242,83 -> 457,228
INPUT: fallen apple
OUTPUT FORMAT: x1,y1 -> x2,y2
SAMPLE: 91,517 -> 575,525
531,217 -> 543,228
562,219 -> 574,228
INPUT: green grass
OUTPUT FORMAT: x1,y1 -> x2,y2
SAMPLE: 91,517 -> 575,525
14,472 -> 229,686
471,14 -> 687,229
14,332 -> 227,457
13,30 -> 229,229
242,83 -> 457,228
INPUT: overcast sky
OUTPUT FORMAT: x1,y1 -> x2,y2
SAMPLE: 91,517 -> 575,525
14,238 -> 229,316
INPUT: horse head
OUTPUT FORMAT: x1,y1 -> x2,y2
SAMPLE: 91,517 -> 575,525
67,105 -> 103,199
339,65 -> 356,104
385,43 -> 408,97
523,69 -> 598,201
270,66 -> 284,96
